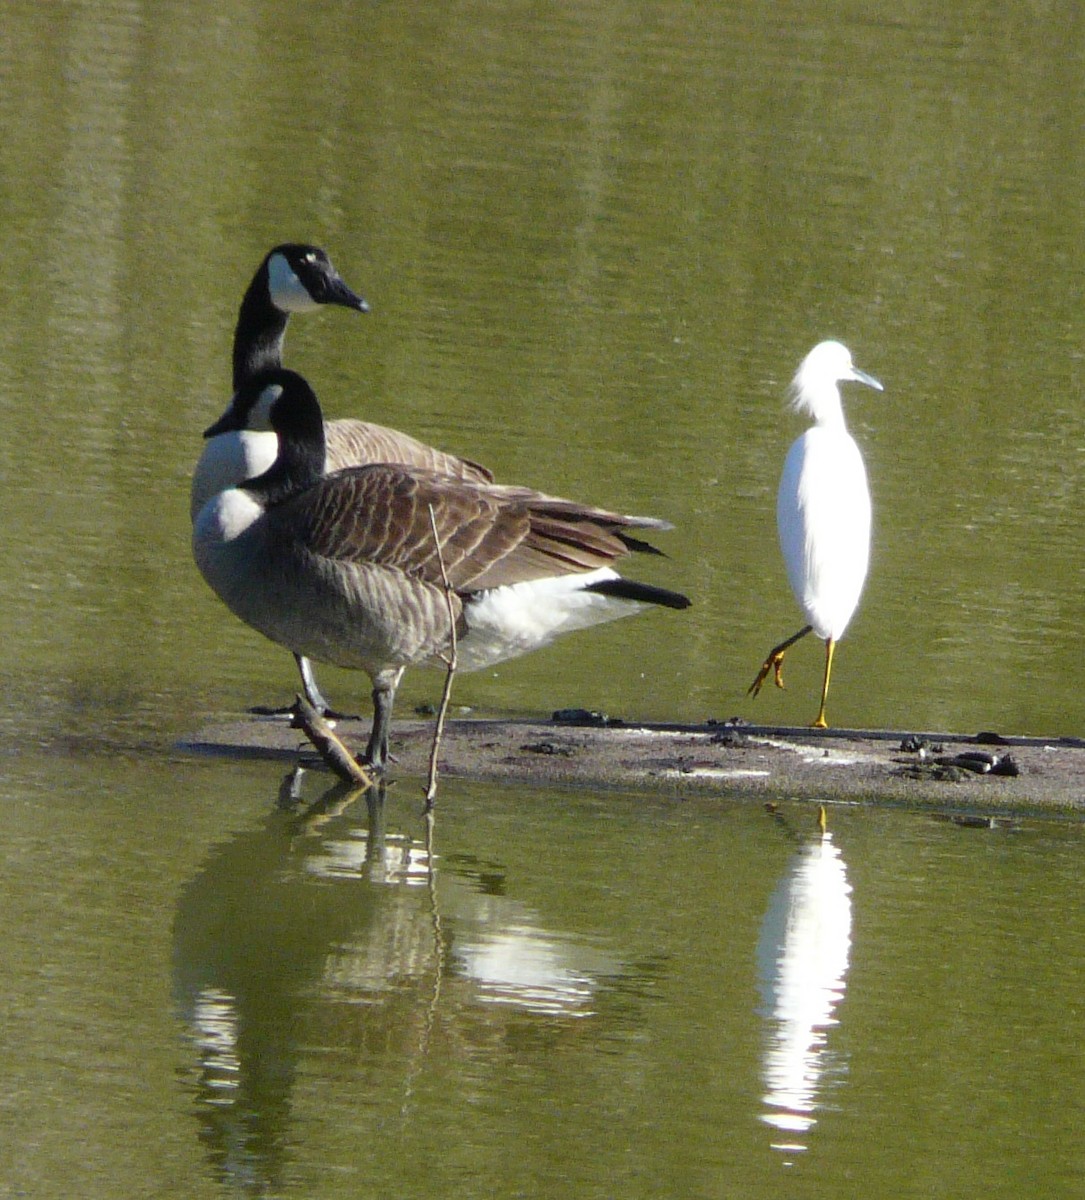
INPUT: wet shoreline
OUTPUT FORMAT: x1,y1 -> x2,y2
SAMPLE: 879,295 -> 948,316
181,713 -> 1085,816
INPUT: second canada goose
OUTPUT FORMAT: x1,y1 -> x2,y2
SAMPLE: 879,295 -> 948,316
194,369 -> 691,770
192,242 -> 492,714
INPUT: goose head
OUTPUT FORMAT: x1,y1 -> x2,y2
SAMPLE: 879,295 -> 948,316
205,368 -> 327,499
262,243 -> 370,314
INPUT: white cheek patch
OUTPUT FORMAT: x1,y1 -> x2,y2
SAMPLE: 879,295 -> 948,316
248,383 -> 284,430
267,252 -> 320,312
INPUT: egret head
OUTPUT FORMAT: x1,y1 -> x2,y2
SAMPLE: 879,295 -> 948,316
789,340 -> 883,424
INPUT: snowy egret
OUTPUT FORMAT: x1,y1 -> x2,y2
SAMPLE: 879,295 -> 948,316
748,341 -> 883,728
194,369 -> 691,770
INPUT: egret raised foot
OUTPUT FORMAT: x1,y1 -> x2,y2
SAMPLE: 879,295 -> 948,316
747,624 -> 813,697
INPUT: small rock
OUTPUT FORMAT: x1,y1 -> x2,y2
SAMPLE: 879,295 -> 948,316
552,708 -> 623,728
520,741 -> 575,757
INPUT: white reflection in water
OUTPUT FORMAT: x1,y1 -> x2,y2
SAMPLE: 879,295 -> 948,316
312,825 -> 612,1016
757,831 -> 852,1154
307,827 -> 431,887
189,987 -> 241,1101
453,912 -> 602,1017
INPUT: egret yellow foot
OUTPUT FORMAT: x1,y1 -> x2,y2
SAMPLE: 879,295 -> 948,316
747,649 -> 786,697
748,625 -> 813,699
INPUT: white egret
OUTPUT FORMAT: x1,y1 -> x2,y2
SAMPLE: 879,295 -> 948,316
748,341 -> 883,728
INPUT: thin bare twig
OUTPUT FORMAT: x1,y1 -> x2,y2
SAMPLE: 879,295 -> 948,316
399,801 -> 444,1122
424,502 -> 458,808
290,694 -> 376,789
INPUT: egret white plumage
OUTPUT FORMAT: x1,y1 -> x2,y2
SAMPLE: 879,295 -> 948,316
748,341 -> 883,728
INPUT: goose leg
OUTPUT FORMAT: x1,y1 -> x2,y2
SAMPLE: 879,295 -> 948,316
296,654 -> 331,713
252,655 -> 357,720
747,625 -> 813,698
362,668 -> 404,772
294,654 -> 360,721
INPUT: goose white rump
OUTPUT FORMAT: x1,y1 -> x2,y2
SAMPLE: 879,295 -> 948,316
457,567 -> 649,671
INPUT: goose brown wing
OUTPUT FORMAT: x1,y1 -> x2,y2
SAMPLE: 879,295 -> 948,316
474,482 -> 672,532
277,465 -> 643,592
327,419 -> 667,540
325,419 -> 493,483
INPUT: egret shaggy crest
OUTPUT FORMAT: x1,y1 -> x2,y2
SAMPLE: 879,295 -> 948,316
748,341 -> 883,728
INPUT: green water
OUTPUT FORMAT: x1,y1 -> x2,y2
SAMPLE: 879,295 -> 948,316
1,753 -> 1081,1198
0,2 -> 1082,1196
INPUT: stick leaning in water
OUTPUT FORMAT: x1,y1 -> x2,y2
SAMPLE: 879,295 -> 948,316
290,695 -> 376,788
424,503 -> 458,808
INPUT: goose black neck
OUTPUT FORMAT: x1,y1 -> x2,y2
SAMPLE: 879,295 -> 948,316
243,373 -> 327,507
233,264 -> 288,390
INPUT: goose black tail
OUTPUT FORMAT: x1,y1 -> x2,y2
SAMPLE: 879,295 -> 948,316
617,532 -> 666,556
585,578 -> 692,610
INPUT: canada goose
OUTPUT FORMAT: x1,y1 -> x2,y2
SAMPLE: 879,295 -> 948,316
192,242 -> 492,714
194,369 -> 691,770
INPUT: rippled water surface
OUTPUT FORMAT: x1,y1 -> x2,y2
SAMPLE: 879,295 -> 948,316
2,754 -> 1082,1198
0,2 -> 1083,1196
2,0 -> 1084,737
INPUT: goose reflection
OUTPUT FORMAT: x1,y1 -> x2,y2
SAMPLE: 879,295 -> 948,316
172,782 -> 387,1192
756,819 -> 853,1154
172,777 -> 621,1193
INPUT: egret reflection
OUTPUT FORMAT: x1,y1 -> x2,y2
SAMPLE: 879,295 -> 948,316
757,824 -> 853,1154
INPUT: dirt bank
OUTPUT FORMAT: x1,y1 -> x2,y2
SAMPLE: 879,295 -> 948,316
182,711 -> 1085,816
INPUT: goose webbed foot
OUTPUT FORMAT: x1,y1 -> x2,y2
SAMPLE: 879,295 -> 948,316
249,699 -> 359,721
251,699 -> 308,718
